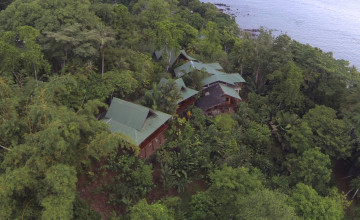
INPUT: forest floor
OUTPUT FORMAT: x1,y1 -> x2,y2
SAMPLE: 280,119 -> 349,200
333,160 -> 352,195
333,160 -> 357,218
77,158 -> 120,219
146,163 -> 208,203
77,158 -> 208,219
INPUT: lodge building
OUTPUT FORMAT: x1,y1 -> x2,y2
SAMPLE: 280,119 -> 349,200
101,98 -> 171,158
102,49 -> 246,158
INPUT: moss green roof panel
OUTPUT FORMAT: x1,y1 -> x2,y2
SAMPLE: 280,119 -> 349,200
175,78 -> 186,88
202,73 -> 245,86
159,78 -> 198,104
105,98 -> 150,131
176,79 -> 198,104
103,98 -> 171,145
180,50 -> 197,62
169,49 -> 178,67
220,84 -> 241,100
174,61 -> 224,77
207,62 -> 223,70
169,49 -> 198,67
154,49 -> 164,60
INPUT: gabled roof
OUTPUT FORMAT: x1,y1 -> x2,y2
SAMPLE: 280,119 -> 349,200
169,50 -> 198,67
159,78 -> 198,104
220,84 -> 241,100
196,83 -> 241,111
174,61 -> 224,77
154,49 -> 164,60
202,73 -> 245,86
154,49 -> 198,67
206,62 -> 223,70
175,78 -> 186,88
102,98 -> 171,146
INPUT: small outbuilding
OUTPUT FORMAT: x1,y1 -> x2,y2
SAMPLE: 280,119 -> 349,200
202,73 -> 245,94
173,61 -> 224,78
196,83 -> 242,116
102,98 -> 171,158
169,49 -> 199,68
159,78 -> 198,114
154,49 -> 199,69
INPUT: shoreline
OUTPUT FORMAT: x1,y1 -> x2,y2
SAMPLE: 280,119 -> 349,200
209,2 -> 264,37
203,0 -> 359,67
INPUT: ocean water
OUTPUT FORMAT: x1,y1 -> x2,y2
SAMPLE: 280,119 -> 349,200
202,0 -> 360,68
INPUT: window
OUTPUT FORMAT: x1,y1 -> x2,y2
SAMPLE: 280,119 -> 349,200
226,97 -> 231,104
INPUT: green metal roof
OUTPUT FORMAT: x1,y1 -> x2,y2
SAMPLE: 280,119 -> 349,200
206,63 -> 223,70
169,49 -> 198,67
175,78 -> 198,104
220,84 -> 241,100
175,78 -> 186,88
180,50 -> 197,62
202,73 -> 245,86
168,50 -> 178,67
174,61 -> 224,77
159,78 -> 198,104
102,98 -> 171,146
153,49 -> 198,67
154,49 -> 164,60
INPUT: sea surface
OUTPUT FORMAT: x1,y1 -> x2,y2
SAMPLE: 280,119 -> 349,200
202,0 -> 360,68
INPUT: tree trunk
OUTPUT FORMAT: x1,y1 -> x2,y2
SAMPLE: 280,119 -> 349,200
166,47 -> 171,72
62,49 -> 68,70
255,66 -> 260,86
33,63 -> 38,82
0,144 -> 12,151
101,50 -> 105,78
12,72 -> 22,87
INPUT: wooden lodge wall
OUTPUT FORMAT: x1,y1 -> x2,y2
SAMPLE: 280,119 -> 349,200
138,123 -> 169,158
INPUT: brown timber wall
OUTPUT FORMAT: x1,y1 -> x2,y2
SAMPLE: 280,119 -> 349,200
177,97 -> 196,114
138,123 -> 169,159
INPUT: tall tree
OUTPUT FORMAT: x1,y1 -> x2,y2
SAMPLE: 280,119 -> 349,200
267,61 -> 306,112
289,183 -> 346,219
0,77 -> 134,219
189,166 -> 264,219
143,79 -> 182,114
0,26 -> 49,84
302,105 -> 352,159
130,199 -> 174,220
191,21 -> 225,62
289,147 -> 331,194
236,189 -> 298,220
0,0 -> 102,70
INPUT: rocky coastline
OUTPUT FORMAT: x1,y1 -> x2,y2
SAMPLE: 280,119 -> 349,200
210,2 -> 262,37
209,1 -> 282,37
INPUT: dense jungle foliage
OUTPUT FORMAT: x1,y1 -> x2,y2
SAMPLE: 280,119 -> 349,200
1,0 -> 360,219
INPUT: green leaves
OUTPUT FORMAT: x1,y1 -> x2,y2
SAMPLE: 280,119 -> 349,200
130,199 -> 174,220
303,105 -> 352,159
189,166 -> 268,219
0,26 -> 49,83
191,21 -> 225,62
143,79 -> 182,114
41,165 -> 77,220
0,75 -> 124,218
236,189 -> 298,220
289,183 -> 346,219
105,153 -> 154,205
289,147 -> 331,194
267,61 -> 306,112
0,0 -> 359,218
